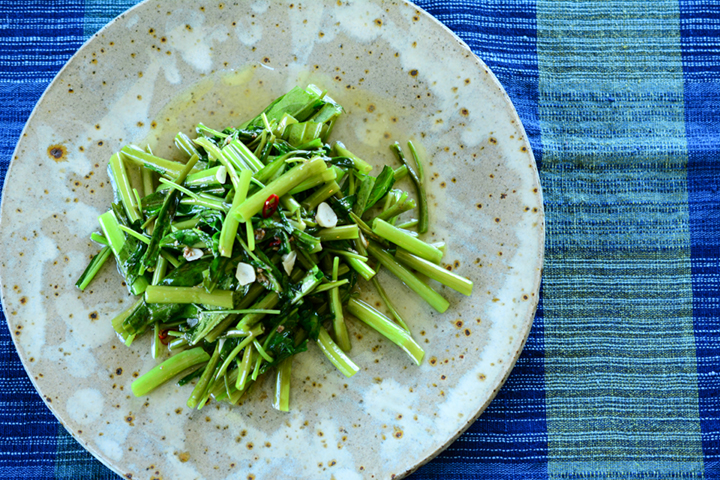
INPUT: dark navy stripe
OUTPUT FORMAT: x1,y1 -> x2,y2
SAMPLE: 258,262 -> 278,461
0,1 -> 86,478
680,1 -> 720,477
412,1 -> 547,478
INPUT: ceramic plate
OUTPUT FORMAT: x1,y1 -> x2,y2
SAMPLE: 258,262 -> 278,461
0,1 -> 544,478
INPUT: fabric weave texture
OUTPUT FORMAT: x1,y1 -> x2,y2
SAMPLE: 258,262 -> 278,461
1,0 -> 719,478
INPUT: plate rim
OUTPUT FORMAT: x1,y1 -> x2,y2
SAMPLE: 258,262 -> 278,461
0,1 -> 546,478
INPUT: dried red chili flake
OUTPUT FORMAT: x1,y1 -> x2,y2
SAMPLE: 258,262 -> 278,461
268,237 -> 281,249
159,329 -> 172,345
262,194 -> 280,218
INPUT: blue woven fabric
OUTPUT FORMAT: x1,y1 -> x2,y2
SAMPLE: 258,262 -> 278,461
2,0 -> 720,479
682,0 -> 720,474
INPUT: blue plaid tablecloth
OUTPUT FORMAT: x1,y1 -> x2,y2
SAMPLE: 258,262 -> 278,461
2,0 -> 719,478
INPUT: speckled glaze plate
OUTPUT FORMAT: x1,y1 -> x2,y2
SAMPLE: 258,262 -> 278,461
0,1 -> 543,479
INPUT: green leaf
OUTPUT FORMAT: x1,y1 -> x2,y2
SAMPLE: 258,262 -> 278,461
141,191 -> 167,218
159,258 -> 212,287
364,166 -> 396,212
352,174 -> 375,216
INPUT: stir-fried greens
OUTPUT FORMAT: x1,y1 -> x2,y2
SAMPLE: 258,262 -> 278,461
76,84 -> 474,412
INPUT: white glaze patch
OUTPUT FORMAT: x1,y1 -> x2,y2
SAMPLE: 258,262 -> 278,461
251,0 -> 269,14
362,378 -> 437,464
286,3 -> 324,66
166,9 -> 228,73
125,14 -> 139,29
14,234 -> 57,359
234,15 -> 263,46
331,1 -> 386,43
96,436 -> 124,463
66,388 -> 104,425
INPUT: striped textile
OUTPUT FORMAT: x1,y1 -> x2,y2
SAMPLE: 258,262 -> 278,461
1,0 -> 720,479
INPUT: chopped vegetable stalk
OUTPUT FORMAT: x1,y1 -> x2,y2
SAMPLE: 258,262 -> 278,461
111,298 -> 143,341
121,145 -> 200,178
279,194 -> 302,214
349,212 -> 388,246
329,257 -> 350,351
317,326 -> 359,377
151,321 -> 163,360
393,165 -> 409,181
235,344 -> 254,391
312,279 -> 349,293
396,218 -> 418,229
371,269 -> 411,332
215,334 -> 257,381
347,258 -> 376,280
254,156 -> 287,184
98,211 -> 149,295
175,132 -> 200,158
151,255 -> 168,285
391,142 -> 428,233
140,155 -> 199,273
132,347 -> 210,397
383,189 -> 398,213
289,167 -> 339,195
334,141 -> 373,174
75,246 -> 112,291
347,299 -> 424,365
372,218 -> 443,264
158,166 -> 226,190
272,358 -> 292,412
302,180 -> 341,211
187,342 -> 222,408
91,232 -> 108,245
324,249 -> 368,262
251,351 -> 264,381
226,139 -> 264,172
145,286 -> 234,309
395,249 -> 473,296
237,292 -> 281,328
219,169 -> 252,257
223,325 -> 264,337
290,266 -> 325,304
376,195 -> 415,221
179,194 -> 227,212
159,249 -> 182,268
117,225 -> 150,244
255,338 -> 276,362
316,225 -> 359,242
367,242 -> 449,313
407,141 -> 425,183
171,217 -> 199,231
108,153 -> 141,223
197,122 -> 229,139
231,157 -> 327,222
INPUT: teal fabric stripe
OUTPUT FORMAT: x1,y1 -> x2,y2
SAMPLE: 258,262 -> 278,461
536,0 -> 704,478
54,425 -> 115,480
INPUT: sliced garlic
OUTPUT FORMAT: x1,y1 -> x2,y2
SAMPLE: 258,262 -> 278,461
359,231 -> 369,249
183,247 -> 204,262
215,166 -> 227,184
315,202 -> 338,228
282,251 -> 297,276
235,262 -> 256,286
